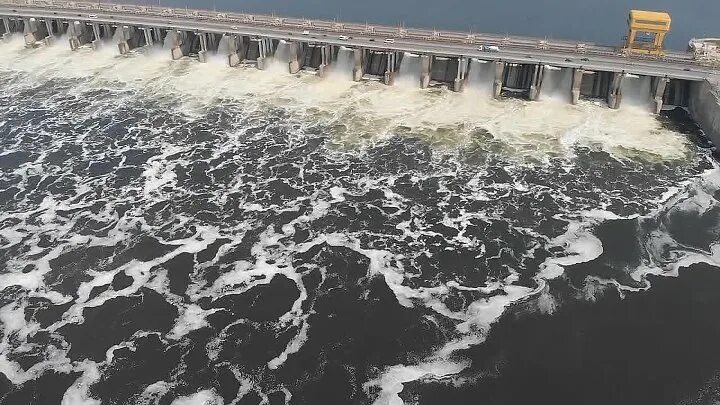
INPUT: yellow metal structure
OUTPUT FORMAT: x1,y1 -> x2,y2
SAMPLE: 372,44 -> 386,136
624,10 -> 671,56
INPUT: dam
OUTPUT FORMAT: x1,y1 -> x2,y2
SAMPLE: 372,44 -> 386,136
1,0 -> 720,145
3,1 -> 720,404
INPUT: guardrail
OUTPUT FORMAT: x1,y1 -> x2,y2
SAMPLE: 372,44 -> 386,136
0,0 -> 706,66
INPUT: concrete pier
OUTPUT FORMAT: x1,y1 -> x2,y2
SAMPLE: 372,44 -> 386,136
255,37 -> 274,70
142,27 -> 153,48
43,19 -> 54,45
223,34 -> 241,67
23,17 -> 48,46
453,57 -> 468,92
115,25 -> 145,54
571,68 -> 584,104
383,51 -> 398,85
528,64 -> 545,100
1,17 -> 10,42
318,44 -> 332,77
651,76 -> 669,114
91,23 -> 102,50
198,33 -> 208,63
420,55 -> 431,89
493,61 -> 505,99
608,72 -> 624,109
352,48 -> 363,81
165,30 -> 187,60
67,20 -> 91,51
288,41 -> 303,73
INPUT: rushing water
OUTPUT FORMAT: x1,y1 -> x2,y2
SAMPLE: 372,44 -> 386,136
0,37 -> 719,405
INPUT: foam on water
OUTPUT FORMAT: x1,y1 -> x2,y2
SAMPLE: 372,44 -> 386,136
0,36 -> 717,404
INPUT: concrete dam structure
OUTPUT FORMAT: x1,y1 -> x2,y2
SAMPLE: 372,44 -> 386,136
2,0 -> 720,145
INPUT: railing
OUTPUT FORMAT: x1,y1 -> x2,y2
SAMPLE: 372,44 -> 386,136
0,0 -> 708,67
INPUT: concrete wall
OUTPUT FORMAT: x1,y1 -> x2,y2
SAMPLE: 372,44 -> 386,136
689,79 -> 720,147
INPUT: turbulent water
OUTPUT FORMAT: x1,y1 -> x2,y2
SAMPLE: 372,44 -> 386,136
0,36 -> 719,405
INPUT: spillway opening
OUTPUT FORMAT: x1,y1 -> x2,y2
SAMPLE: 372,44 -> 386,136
621,74 -> 652,109
330,46 -> 354,81
501,63 -> 534,99
466,59 -> 494,95
396,52 -> 421,87
540,66 -> 573,103
579,71 -> 612,101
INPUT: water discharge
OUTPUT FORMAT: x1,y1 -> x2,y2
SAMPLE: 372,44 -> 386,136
270,39 -> 290,73
0,34 -> 718,405
621,74 -> 653,108
466,58 -> 494,95
396,52 -> 421,88
540,65 -> 573,102
331,46 -> 354,81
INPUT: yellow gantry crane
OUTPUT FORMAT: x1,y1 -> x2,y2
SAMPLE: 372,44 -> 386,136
624,10 -> 671,56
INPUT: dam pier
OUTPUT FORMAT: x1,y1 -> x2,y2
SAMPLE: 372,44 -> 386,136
2,0 -> 720,144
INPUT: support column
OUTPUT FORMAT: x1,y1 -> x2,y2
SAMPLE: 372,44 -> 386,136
608,71 -> 624,109
288,41 -> 303,73
198,32 -> 208,63
651,76 -> 669,114
165,30 -> 185,60
23,17 -> 46,46
2,17 -> 10,42
43,19 -> 54,45
115,25 -> 131,55
528,64 -> 544,100
383,52 -> 396,85
318,44 -> 332,77
420,55 -> 431,89
352,48 -> 363,81
256,38 -> 271,70
143,27 -> 153,48
571,68 -> 584,105
226,34 -> 241,67
91,23 -> 102,50
152,28 -> 162,44
493,60 -> 505,99
67,21 -> 87,51
453,57 -> 468,92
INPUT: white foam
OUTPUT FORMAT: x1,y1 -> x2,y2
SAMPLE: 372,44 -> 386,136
168,304 -> 217,340
170,389 -> 224,405
366,359 -> 468,405
540,220 -> 604,279
62,360 -> 102,405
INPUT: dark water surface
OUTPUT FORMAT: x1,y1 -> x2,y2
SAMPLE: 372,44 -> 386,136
0,37 -> 719,405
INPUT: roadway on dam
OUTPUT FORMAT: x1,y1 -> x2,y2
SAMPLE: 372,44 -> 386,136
1,1 -> 718,82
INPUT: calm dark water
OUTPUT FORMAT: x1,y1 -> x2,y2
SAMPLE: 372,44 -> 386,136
0,33 -> 719,405
149,0 -> 720,50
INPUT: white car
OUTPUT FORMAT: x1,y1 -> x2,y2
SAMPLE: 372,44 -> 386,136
301,30 -> 310,35
384,38 -> 395,44
485,45 -> 500,52
88,14 -> 97,19
231,25 -> 238,30
338,35 -> 350,40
